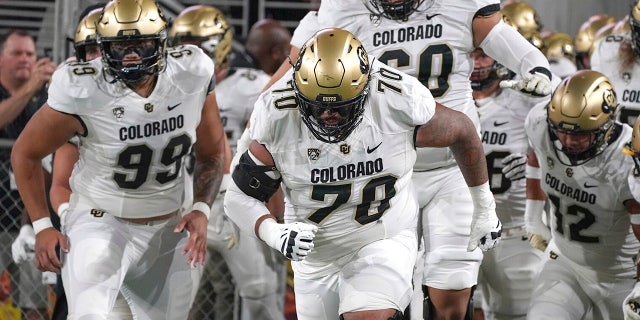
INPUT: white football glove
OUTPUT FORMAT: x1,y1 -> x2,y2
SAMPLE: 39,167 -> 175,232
624,282 -> 640,320
11,225 -> 36,264
259,219 -> 318,261
501,153 -> 527,181
525,199 -> 552,251
500,67 -> 552,97
468,182 -> 503,252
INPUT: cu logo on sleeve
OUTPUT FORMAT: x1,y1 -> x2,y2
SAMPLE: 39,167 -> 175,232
90,209 -> 105,218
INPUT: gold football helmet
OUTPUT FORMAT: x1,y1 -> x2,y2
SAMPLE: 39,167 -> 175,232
542,32 -> 575,64
501,1 -> 542,47
364,0 -> 424,21
623,117 -> 640,175
169,5 -> 232,68
574,14 -> 616,68
631,0 -> 640,56
547,70 -> 618,165
75,8 -> 102,61
96,0 -> 168,83
293,28 -> 370,143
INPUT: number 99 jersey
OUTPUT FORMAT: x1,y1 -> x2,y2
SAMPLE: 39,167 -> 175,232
47,44 -> 215,219
249,58 -> 435,273
291,0 -> 498,170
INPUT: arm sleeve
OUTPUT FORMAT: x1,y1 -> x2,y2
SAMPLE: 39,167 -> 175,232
479,20 -> 551,77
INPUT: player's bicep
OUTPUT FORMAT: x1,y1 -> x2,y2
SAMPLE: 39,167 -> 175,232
415,103 -> 472,148
14,104 -> 81,160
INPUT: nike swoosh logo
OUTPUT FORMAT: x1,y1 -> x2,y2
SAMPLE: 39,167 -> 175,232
425,13 -> 441,20
168,103 -> 182,111
493,121 -> 509,127
367,141 -> 382,154
583,182 -> 598,188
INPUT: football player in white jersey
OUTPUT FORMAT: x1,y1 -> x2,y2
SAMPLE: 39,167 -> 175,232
170,6 -> 291,320
525,70 -> 640,319
470,48 -> 546,319
591,1 -> 640,127
259,1 -> 551,319
225,28 -> 501,320
620,117 -> 640,320
10,0 -> 227,318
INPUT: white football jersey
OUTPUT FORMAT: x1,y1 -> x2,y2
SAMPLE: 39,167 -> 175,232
477,89 -> 544,228
291,0 -> 498,170
216,67 -> 271,153
525,104 -> 640,273
48,44 -> 215,218
591,32 -> 640,127
249,58 -> 434,269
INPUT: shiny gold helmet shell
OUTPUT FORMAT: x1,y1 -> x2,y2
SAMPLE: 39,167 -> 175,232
574,14 -> 616,62
501,1 -> 542,46
548,70 -> 618,165
623,117 -> 640,176
293,28 -> 370,143
169,5 -> 233,67
542,32 -> 575,63
75,8 -> 102,61
96,0 -> 168,83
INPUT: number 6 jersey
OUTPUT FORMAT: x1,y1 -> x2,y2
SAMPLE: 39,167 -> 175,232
47,44 -> 214,218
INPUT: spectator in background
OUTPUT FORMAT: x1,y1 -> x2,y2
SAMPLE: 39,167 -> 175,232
0,29 -> 56,320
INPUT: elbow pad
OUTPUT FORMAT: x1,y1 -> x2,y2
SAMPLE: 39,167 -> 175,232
231,151 -> 282,202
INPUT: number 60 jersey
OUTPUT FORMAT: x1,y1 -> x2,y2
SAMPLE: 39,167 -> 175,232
47,44 -> 214,219
249,58 -> 435,270
292,0 -> 498,170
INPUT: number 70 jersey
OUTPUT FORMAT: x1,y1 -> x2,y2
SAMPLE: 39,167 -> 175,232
249,59 -> 435,264
47,45 -> 215,218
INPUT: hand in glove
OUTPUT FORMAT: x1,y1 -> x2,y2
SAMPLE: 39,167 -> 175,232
12,225 -> 36,264
502,153 -> 527,181
468,182 -> 503,252
259,219 -> 318,261
525,199 -> 552,251
624,282 -> 640,320
500,67 -> 552,97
